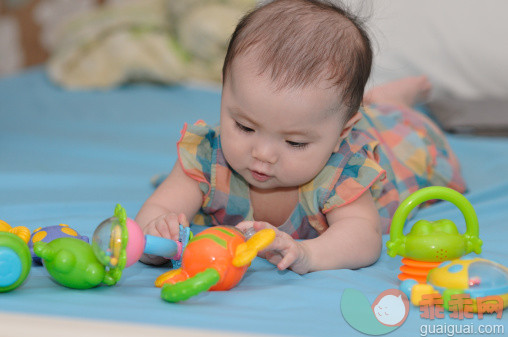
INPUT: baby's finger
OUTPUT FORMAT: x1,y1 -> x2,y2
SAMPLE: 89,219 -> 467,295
252,221 -> 276,231
178,213 -> 189,227
235,221 -> 257,232
142,223 -> 159,237
265,251 -> 283,266
262,233 -> 292,253
154,216 -> 172,239
277,249 -> 298,271
164,213 -> 180,241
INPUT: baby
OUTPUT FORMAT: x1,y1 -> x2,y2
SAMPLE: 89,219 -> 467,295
135,0 -> 465,274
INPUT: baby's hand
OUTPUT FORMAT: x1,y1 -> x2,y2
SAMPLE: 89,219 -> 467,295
140,213 -> 189,265
236,221 -> 311,274
143,213 -> 189,241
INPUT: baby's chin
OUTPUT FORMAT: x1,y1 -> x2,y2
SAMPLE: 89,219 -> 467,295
247,179 -> 298,191
237,168 -> 304,190
247,179 -> 280,190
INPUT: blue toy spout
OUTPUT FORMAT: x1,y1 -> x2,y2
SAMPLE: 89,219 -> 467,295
144,235 -> 179,258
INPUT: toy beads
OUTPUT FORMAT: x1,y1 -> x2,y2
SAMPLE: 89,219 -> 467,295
91,205 -> 129,272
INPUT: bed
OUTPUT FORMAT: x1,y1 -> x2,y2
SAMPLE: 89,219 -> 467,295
1,67 -> 507,337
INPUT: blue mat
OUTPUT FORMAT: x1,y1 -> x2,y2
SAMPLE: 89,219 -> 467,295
1,68 -> 507,336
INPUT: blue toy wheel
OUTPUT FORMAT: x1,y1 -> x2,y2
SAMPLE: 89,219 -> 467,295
0,232 -> 31,292
0,247 -> 23,287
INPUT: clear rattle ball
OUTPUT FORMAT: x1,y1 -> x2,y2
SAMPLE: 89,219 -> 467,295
92,216 -> 125,269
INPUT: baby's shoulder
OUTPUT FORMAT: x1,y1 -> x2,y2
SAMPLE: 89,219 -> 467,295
177,121 -> 222,180
179,121 -> 221,153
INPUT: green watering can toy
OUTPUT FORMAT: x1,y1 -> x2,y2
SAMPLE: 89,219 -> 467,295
387,186 -> 482,262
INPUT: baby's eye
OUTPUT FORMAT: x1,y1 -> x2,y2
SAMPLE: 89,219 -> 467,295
286,140 -> 308,149
235,121 -> 254,133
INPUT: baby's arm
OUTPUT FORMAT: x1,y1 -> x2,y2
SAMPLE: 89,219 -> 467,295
302,190 -> 382,271
135,161 -> 203,265
240,190 -> 382,274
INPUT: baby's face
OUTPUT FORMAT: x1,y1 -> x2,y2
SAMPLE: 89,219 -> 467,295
220,54 -> 347,190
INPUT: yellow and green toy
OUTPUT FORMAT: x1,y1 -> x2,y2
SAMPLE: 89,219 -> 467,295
33,206 -> 129,289
34,204 -> 192,289
386,187 -> 508,312
387,186 -> 482,262
387,186 -> 483,283
414,257 -> 508,312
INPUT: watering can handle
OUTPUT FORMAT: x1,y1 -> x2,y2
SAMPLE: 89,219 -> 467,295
390,186 -> 479,243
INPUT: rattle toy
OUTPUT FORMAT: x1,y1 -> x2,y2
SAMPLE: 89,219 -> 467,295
0,221 -> 31,292
156,225 -> 276,302
386,186 -> 482,282
34,204 -> 191,289
28,224 -> 89,264
400,257 -> 508,312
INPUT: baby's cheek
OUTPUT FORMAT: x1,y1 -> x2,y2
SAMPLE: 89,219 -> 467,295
223,137 -> 247,168
282,157 -> 323,185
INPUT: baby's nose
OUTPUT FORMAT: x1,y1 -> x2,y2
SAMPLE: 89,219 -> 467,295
252,143 -> 277,164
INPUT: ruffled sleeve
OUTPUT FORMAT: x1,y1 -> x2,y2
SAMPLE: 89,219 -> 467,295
320,133 -> 386,213
177,121 -> 218,202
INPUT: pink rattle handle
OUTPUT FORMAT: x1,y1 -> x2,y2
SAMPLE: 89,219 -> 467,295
124,218 -> 187,268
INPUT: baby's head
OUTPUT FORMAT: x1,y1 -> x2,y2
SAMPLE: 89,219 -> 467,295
223,0 -> 372,122
219,0 -> 373,189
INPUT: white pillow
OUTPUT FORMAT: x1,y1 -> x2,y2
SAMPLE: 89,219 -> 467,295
359,0 -> 508,133
366,0 -> 508,100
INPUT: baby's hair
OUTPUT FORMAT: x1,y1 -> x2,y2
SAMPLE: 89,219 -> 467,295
222,0 -> 372,121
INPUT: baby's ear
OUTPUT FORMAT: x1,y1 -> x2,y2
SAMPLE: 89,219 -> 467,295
334,111 -> 362,152
340,111 -> 362,138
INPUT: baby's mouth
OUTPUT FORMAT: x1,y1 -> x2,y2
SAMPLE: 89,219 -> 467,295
250,170 -> 271,182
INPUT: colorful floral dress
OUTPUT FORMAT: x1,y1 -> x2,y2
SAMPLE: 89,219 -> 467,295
176,104 -> 466,237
